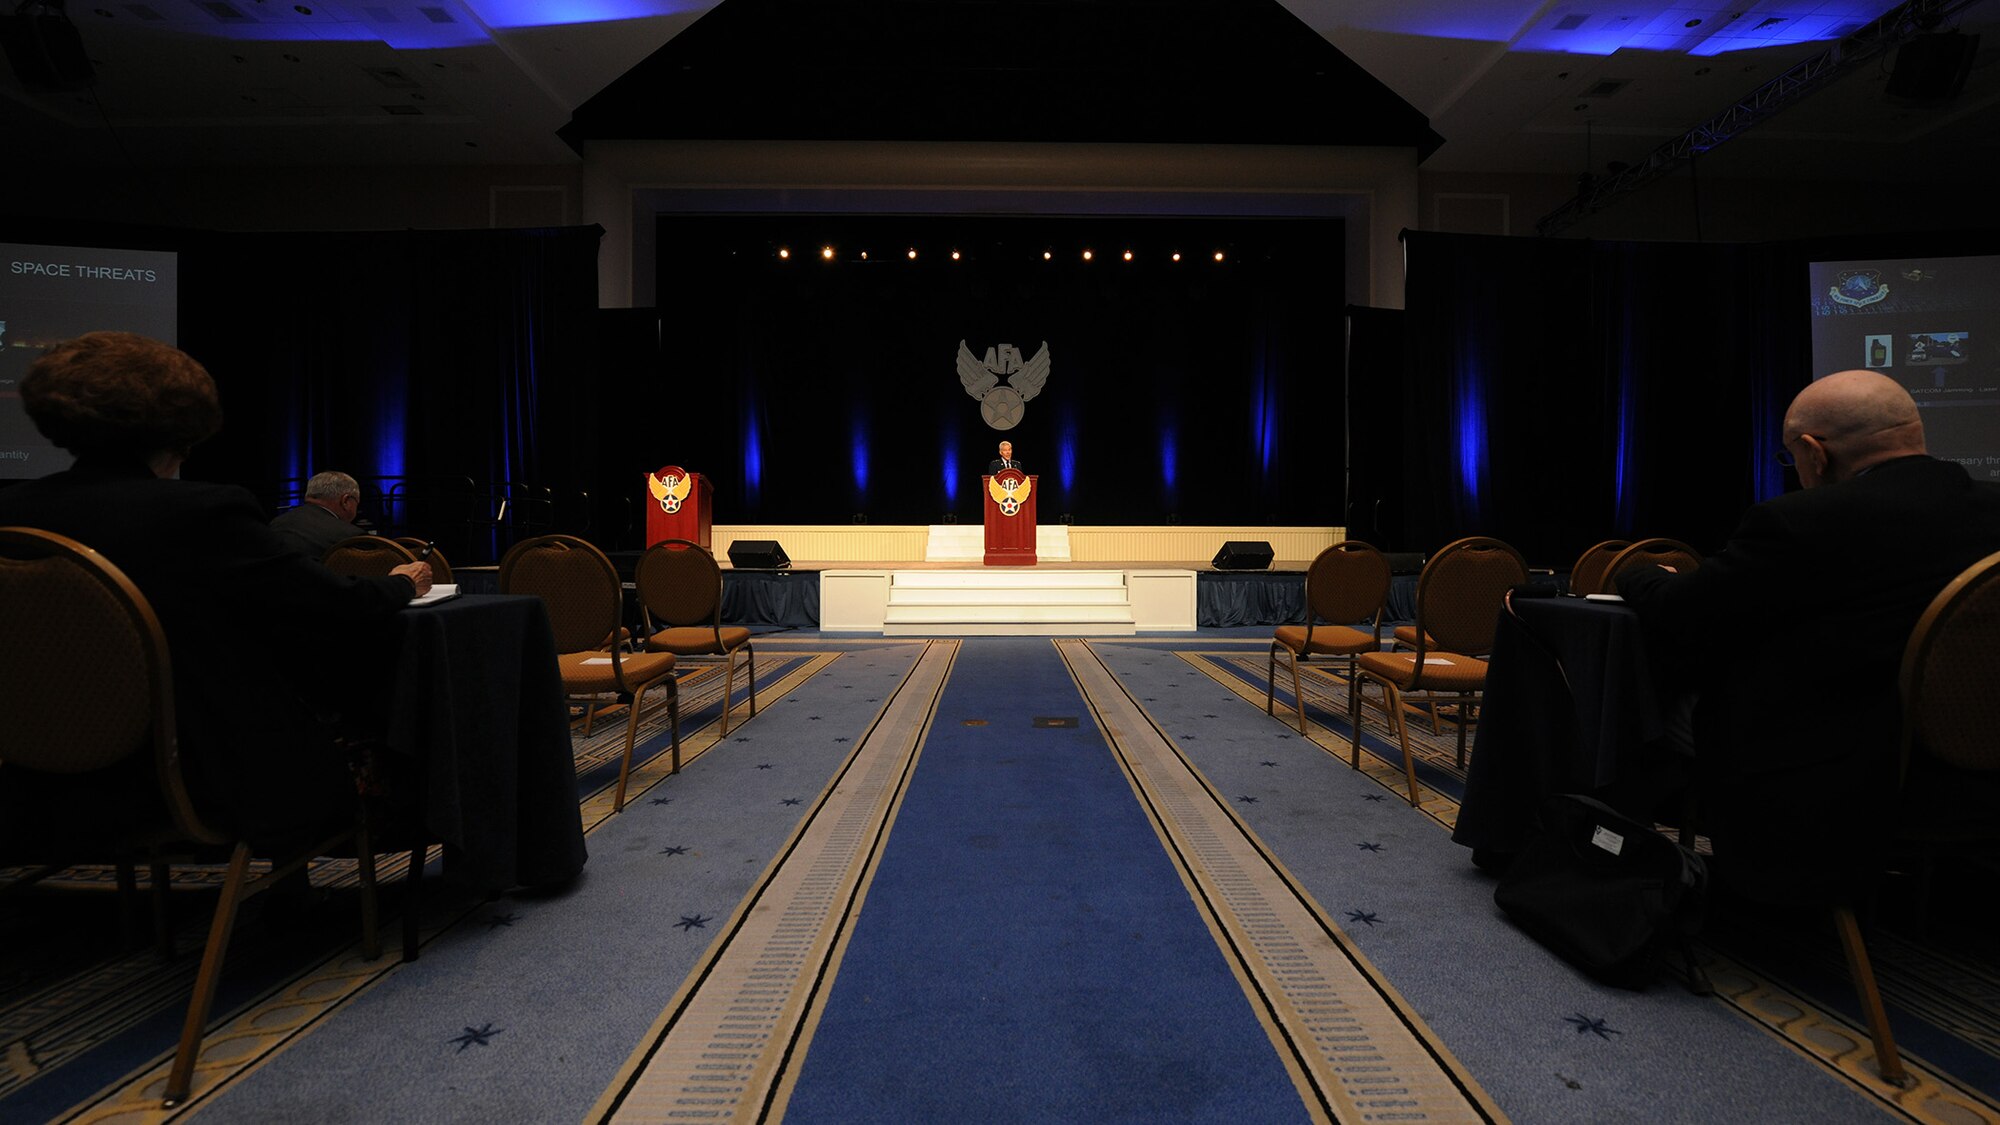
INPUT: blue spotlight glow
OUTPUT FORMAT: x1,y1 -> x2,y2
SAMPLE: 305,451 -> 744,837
1059,429 -> 1076,496
1160,428 -> 1178,489
471,1 -> 702,29
851,422 -> 869,495
1456,367 -> 1488,512
742,413 -> 763,504
942,439 -> 959,504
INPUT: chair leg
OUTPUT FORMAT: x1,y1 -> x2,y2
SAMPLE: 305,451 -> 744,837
1349,673 -> 1373,770
1265,643 -> 1280,718
611,689 -> 643,813
744,644 -> 758,719
353,814 -> 382,962
402,843 -> 424,963
1386,683 -> 1421,806
720,651 -> 739,738
667,679 -> 683,774
1346,657 -> 1362,742
151,861 -> 174,960
1835,906 -> 1909,1087
163,842 -> 253,1109
1288,650 -> 1308,736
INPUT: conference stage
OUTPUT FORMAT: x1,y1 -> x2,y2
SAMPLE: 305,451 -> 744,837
696,524 -> 1345,634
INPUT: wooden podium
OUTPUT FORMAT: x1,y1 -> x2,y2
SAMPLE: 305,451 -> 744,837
644,465 -> 712,548
982,470 -> 1037,566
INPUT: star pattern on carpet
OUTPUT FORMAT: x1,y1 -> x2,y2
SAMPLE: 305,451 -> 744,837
1203,713 -> 1218,719
782,797 -> 803,805
809,715 -> 822,720
1237,795 -> 1259,804
1261,761 -> 1279,767
1179,734 -> 1197,740
733,737 -> 753,743
1565,1014 -> 1622,1039
756,764 -> 773,769
1357,842 -> 1384,852
1345,909 -> 1383,927
833,737 -> 850,743
659,845 -> 688,855
650,797 -> 673,806
675,914 -> 710,931
1363,793 -> 1387,802
449,1023 -> 503,1052
481,912 -> 518,929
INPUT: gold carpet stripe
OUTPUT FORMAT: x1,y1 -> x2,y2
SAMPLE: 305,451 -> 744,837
1185,652 -> 1462,830
44,652 -> 847,1121
590,640 -> 957,1124
1178,648 -> 2000,1125
1060,639 -> 1504,1124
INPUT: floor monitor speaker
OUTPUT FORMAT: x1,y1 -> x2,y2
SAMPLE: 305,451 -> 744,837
1211,540 -> 1274,570
727,540 -> 790,569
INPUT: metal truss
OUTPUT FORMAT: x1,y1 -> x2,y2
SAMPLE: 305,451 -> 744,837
1535,0 -> 1979,236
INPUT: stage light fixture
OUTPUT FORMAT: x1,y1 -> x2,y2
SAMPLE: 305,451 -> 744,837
1122,250 -> 1133,261
1043,250 -> 1052,260
778,248 -> 790,259
821,246 -> 835,260
1172,252 -> 1182,262
1213,250 -> 1225,262
951,250 -> 961,261
860,251 -> 868,260
907,248 -> 917,260
1082,249 -> 1094,261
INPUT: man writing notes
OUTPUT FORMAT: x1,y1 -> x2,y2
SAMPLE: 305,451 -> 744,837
1617,369 -> 2000,904
986,440 -> 1023,475
271,469 -> 366,561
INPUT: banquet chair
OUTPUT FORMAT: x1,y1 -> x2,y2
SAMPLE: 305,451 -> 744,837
0,527 -> 391,1109
393,537 -> 455,585
323,534 -> 417,577
1352,536 -> 1527,804
1602,537 -> 1701,589
1837,547 -> 2000,1088
636,539 -> 758,737
1567,539 -> 1632,597
1266,541 -> 1390,742
501,534 -> 680,812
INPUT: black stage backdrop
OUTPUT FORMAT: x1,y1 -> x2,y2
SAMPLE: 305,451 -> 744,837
1401,231 -> 1803,568
638,216 -> 1345,527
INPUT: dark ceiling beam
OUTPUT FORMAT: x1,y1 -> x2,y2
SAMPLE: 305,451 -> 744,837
1535,0 -> 1980,236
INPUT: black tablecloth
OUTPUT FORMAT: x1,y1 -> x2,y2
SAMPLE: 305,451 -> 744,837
1452,596 -> 1675,856
387,594 -> 587,890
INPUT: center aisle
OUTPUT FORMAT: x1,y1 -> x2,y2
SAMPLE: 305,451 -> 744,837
779,637 -> 1311,1123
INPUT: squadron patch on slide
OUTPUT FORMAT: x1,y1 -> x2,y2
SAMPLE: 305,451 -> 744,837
648,467 -> 693,514
987,472 -> 1032,516
958,340 -> 1051,430
1829,269 -> 1889,309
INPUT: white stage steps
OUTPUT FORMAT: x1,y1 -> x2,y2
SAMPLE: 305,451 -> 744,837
881,569 -> 1135,635
924,523 -> 1071,562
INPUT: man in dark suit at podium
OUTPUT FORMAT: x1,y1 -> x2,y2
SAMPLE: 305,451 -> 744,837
985,440 -> 1023,475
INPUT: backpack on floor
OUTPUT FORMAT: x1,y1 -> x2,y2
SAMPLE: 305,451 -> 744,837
1493,793 -> 1709,990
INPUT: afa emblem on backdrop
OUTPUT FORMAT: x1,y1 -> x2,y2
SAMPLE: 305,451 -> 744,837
1830,269 -> 1889,309
958,340 -> 1051,430
988,472 -> 1033,516
648,468 -> 692,513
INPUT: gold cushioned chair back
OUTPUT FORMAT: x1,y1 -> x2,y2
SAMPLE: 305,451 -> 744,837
1568,539 -> 1631,597
636,539 -> 722,628
0,528 -> 205,831
1414,536 -> 1528,657
324,535 -> 417,578
1902,547 -> 2000,772
499,534 -> 619,654
1305,541 -> 1391,629
1603,538 -> 1701,589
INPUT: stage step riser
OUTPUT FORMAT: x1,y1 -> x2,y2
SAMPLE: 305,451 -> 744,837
889,589 -> 1132,606
883,606 -> 1137,624
891,570 -> 1127,589
882,622 -> 1138,636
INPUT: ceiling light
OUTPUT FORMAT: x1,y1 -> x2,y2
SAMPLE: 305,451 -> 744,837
778,248 -> 790,259
821,246 -> 834,260
1122,250 -> 1133,261
1082,249 -> 1094,261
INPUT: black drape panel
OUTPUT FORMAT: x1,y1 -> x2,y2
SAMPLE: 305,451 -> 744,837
1401,232 -> 1808,568
1345,305 -> 1406,549
177,226 -> 603,556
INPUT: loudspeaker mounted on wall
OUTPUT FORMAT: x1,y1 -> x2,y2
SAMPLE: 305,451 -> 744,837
0,7 -> 94,91
727,540 -> 791,569
1211,540 -> 1274,570
1885,32 -> 1979,102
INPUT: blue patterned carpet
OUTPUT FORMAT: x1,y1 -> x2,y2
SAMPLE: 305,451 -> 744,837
2,632 -> 1995,1123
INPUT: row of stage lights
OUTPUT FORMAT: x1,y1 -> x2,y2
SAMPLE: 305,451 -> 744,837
774,246 -> 1229,263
